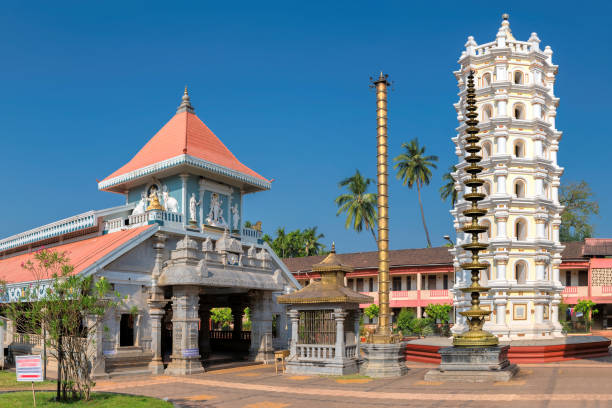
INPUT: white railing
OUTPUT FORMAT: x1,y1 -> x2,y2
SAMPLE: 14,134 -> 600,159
161,211 -> 182,225
473,40 -> 533,57
0,211 -> 98,251
242,227 -> 262,243
127,213 -> 148,226
104,217 -> 125,232
295,344 -> 335,361
345,345 -> 357,358
13,333 -> 44,346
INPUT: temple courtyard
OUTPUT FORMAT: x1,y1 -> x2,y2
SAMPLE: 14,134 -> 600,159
84,356 -> 612,408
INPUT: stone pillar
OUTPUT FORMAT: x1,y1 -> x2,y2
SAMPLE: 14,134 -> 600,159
198,306 -> 211,359
165,286 -> 204,375
148,301 -> 167,375
334,310 -> 346,362
198,180 -> 206,227
180,174 -> 189,227
288,309 -> 299,358
249,291 -> 274,363
353,311 -> 360,357
495,300 -> 507,326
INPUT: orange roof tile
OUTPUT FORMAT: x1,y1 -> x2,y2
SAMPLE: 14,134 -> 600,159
101,111 -> 268,184
0,225 -> 153,284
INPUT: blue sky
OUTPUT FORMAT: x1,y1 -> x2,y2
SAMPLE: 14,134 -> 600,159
1,1 -> 610,253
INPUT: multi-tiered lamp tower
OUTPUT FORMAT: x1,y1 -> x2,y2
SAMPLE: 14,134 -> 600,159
450,14 -> 565,340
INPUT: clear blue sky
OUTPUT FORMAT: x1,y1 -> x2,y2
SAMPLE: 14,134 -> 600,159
1,1 -> 610,253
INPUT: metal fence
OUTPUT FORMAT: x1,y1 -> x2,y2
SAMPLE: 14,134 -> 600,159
298,310 -> 336,345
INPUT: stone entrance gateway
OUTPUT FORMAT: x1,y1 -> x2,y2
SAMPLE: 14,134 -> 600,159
146,233 -> 286,375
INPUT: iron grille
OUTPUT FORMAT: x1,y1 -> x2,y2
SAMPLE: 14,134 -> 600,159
298,310 -> 336,345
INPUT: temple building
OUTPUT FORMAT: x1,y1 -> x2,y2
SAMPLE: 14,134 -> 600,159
450,15 -> 565,340
0,89 -> 299,376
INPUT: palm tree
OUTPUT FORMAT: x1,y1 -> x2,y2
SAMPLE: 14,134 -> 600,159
273,227 -> 289,258
439,165 -> 458,207
393,138 -> 439,247
303,227 -> 325,256
335,169 -> 378,244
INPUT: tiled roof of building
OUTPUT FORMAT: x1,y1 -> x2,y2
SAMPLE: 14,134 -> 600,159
561,241 -> 586,260
101,109 -> 268,185
285,242 -> 592,273
0,225 -> 153,284
284,246 -> 454,272
583,238 -> 612,256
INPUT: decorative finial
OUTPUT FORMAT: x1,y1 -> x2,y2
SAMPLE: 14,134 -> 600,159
176,86 -> 195,114
502,13 -> 509,20
331,242 -> 336,253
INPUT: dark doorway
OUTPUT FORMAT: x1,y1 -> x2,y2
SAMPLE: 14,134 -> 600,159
161,302 -> 173,364
119,314 -> 134,347
428,275 -> 437,290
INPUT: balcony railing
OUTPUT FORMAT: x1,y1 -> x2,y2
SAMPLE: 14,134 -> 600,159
295,344 -> 335,361
242,227 -> 262,243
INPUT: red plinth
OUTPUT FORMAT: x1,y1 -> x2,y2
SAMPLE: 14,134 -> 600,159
405,336 -> 611,364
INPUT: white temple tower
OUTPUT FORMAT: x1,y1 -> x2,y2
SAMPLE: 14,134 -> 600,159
450,14 -> 565,340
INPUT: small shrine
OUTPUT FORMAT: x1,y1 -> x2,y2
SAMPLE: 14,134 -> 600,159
277,244 -> 373,375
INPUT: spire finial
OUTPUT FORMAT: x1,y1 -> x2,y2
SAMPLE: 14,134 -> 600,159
177,86 -> 195,114
502,13 -> 509,20
331,242 -> 336,253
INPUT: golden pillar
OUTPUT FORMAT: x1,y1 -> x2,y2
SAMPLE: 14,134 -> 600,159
453,71 -> 498,347
369,72 -> 397,343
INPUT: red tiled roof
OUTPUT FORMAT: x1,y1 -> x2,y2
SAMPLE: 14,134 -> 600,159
561,241 -> 586,260
583,238 -> 612,256
101,111 -> 268,183
0,226 -> 153,284
285,242 -> 592,273
284,247 -> 453,272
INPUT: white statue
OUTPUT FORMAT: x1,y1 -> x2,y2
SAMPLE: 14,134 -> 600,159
206,193 -> 227,226
162,186 -> 179,213
189,193 -> 200,222
231,203 -> 240,230
132,192 -> 147,215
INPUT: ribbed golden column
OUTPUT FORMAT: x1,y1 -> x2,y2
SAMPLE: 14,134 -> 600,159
453,71 -> 498,347
370,72 -> 397,343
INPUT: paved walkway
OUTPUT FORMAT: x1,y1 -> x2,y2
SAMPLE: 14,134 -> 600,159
93,357 -> 612,408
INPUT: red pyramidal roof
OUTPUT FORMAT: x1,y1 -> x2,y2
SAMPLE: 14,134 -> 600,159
100,91 -> 269,191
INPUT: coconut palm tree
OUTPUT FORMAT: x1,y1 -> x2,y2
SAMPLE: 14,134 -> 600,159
393,138 -> 439,247
439,165 -> 458,207
303,226 -> 325,256
335,170 -> 378,244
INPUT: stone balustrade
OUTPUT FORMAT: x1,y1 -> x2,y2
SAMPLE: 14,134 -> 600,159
295,344 -> 335,361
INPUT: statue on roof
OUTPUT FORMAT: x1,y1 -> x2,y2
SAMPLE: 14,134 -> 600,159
162,186 -> 179,213
231,203 -> 240,231
133,192 -> 147,215
206,193 -> 227,227
189,193 -> 201,222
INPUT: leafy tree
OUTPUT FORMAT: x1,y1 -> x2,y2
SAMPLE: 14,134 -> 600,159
396,308 -> 416,335
335,169 -> 378,244
575,299 -> 598,332
303,226 -> 325,256
1,249 -> 123,401
559,181 -> 599,242
439,165 -> 458,207
210,307 -> 233,329
424,304 -> 452,324
393,138 -> 439,247
408,318 -> 433,338
264,227 -> 327,258
364,304 -> 379,321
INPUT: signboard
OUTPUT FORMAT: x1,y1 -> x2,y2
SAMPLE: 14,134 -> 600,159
16,355 -> 43,382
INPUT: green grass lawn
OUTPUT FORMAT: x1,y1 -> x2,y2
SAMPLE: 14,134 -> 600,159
0,370 -> 55,390
0,392 -> 172,407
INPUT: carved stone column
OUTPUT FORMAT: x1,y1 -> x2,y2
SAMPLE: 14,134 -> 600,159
249,291 -> 274,363
148,300 -> 167,375
165,286 -> 204,375
287,309 -> 299,358
87,315 -> 108,379
334,310 -> 347,362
